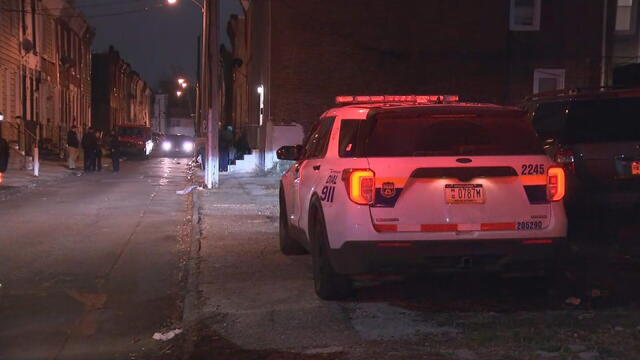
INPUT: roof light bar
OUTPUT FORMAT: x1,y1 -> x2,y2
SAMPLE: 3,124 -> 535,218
335,94 -> 459,105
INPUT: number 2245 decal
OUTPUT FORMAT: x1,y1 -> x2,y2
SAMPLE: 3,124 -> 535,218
521,164 -> 545,175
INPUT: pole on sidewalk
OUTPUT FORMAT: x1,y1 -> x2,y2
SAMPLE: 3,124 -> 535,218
33,125 -> 39,177
204,0 -> 220,189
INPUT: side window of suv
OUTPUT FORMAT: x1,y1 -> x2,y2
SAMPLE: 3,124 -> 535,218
302,116 -> 336,159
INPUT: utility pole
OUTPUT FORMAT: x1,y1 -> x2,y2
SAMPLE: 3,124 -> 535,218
204,0 -> 220,188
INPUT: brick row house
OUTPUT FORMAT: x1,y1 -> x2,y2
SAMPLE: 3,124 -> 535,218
0,0 -> 94,160
91,46 -> 152,133
224,0 -> 634,170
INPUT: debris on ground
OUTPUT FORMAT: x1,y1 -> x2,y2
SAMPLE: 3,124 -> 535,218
567,344 -> 587,353
176,185 -> 198,195
535,350 -> 560,359
152,329 -> 183,341
577,351 -> 600,360
565,297 -> 582,306
449,348 -> 479,360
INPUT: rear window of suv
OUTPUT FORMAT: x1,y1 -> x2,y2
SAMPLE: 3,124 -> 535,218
532,97 -> 640,143
567,97 -> 640,143
340,110 -> 544,157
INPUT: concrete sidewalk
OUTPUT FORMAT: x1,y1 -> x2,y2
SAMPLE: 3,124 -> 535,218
0,156 -> 118,200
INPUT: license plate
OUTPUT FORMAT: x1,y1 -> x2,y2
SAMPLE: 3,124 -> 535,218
445,184 -> 485,204
633,161 -> 640,176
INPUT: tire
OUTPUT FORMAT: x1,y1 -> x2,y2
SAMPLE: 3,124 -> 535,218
310,203 -> 353,300
279,187 -> 307,255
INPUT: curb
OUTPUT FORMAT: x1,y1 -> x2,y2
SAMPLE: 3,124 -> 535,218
181,186 -> 203,359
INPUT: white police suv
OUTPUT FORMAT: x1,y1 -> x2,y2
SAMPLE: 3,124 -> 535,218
277,95 -> 568,300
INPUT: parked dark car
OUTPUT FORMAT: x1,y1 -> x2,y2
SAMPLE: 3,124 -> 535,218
521,88 -> 640,213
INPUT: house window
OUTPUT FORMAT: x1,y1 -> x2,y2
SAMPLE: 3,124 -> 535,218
510,0 -> 541,31
533,69 -> 565,94
616,0 -> 637,33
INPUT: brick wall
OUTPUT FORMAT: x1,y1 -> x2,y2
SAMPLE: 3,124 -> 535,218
255,0 -> 606,131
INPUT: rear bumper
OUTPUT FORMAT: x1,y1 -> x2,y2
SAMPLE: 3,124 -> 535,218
567,177 -> 640,208
328,238 -> 566,275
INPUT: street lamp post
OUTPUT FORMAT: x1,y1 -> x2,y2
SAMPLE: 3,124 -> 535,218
167,0 -> 219,188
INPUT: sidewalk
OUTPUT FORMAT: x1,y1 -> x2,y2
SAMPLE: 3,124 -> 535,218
0,156 -> 116,200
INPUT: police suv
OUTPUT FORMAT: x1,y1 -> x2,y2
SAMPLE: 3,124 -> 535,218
277,95 -> 568,300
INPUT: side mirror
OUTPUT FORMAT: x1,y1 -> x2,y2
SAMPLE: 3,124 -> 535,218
277,145 -> 302,161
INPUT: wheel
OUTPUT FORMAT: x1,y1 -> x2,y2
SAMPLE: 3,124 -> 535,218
310,203 -> 353,300
279,187 -> 307,255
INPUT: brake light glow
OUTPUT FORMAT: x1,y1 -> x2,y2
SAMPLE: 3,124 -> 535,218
547,166 -> 566,201
377,241 -> 412,247
335,94 -> 459,105
342,168 -> 375,205
522,239 -> 553,245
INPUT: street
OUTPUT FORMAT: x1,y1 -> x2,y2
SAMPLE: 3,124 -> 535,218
2,158 -> 640,360
0,157 -> 193,360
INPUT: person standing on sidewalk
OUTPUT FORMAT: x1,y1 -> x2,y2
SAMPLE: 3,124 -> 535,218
109,131 -> 121,172
67,125 -> 80,170
81,127 -> 97,172
95,130 -> 103,172
0,135 -> 9,184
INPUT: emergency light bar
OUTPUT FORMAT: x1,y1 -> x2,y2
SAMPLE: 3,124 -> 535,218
335,94 -> 459,105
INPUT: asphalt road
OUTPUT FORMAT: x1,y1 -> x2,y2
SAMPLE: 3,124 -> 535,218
0,157 -> 193,360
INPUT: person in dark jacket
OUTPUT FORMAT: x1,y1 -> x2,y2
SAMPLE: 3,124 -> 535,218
109,131 -> 121,172
95,130 -> 103,172
0,136 -> 9,183
81,127 -> 97,172
67,125 -> 80,169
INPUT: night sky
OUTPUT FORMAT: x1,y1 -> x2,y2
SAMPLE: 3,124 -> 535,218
82,0 -> 243,89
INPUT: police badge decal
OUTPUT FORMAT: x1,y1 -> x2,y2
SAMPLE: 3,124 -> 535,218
381,182 -> 396,198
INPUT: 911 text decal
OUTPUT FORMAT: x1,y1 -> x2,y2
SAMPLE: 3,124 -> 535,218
321,173 -> 339,203
521,164 -> 545,175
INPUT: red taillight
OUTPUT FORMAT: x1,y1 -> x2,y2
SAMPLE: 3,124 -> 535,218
554,148 -> 575,173
522,239 -> 553,245
547,166 -> 566,201
342,168 -> 375,205
0,172 -> 3,184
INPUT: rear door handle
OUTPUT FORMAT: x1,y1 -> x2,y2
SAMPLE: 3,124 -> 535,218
313,165 -> 321,171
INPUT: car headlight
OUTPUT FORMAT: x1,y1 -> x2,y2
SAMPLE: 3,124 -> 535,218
182,141 -> 194,152
162,141 -> 172,151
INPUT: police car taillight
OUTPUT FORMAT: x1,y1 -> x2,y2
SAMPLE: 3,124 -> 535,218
342,169 -> 375,205
547,167 -> 566,202
335,94 -> 459,105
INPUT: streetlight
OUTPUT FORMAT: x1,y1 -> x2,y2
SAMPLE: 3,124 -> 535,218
181,82 -> 188,89
176,90 -> 183,97
178,77 -> 185,85
167,0 -> 219,189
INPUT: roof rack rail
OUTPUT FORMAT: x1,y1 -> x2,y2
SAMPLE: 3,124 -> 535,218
524,86 -> 640,101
